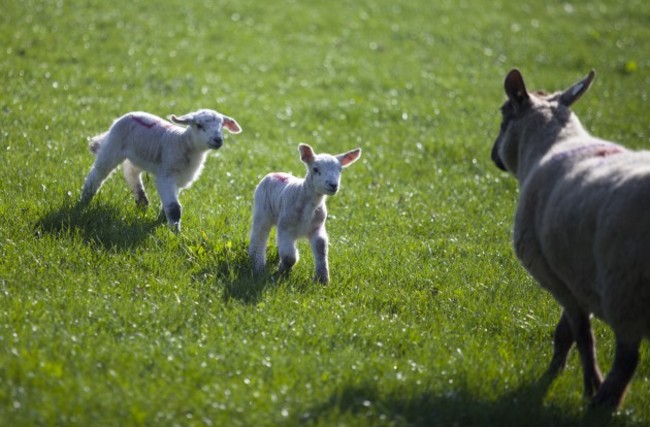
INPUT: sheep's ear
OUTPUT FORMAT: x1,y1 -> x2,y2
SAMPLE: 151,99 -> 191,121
170,114 -> 193,125
222,116 -> 242,134
560,70 -> 595,107
299,144 -> 315,164
338,148 -> 362,168
504,69 -> 530,110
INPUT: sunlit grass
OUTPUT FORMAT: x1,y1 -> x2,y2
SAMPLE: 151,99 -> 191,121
1,0 -> 648,425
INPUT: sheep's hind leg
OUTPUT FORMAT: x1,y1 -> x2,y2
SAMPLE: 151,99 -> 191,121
80,145 -> 124,205
590,338 -> 640,410
565,309 -> 603,398
123,160 -> 149,208
248,216 -> 273,274
548,310 -> 574,376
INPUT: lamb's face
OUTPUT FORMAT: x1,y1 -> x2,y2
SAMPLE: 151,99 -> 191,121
171,109 -> 242,150
309,155 -> 343,196
299,143 -> 361,196
192,111 -> 227,150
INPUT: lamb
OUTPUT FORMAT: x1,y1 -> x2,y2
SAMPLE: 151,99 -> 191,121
80,109 -> 242,232
248,143 -> 361,284
491,68 -> 650,410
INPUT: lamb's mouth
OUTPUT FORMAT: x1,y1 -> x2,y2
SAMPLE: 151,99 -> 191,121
208,141 -> 223,149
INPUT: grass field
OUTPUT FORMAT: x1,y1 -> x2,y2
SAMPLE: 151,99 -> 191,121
1,0 -> 649,425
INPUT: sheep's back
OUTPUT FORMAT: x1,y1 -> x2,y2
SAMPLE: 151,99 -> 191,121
519,150 -> 650,338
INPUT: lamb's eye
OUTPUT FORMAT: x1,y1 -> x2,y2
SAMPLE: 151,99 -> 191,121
313,167 -> 320,174
196,123 -> 205,130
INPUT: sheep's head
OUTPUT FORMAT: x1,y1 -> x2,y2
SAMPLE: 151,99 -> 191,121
170,109 -> 242,149
491,69 -> 595,176
299,144 -> 362,196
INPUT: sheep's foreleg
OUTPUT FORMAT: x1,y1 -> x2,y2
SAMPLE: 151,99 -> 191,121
590,338 -> 640,410
277,229 -> 298,275
310,229 -> 329,284
155,176 -> 182,232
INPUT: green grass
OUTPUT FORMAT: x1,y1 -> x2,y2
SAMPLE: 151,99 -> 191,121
1,0 -> 649,425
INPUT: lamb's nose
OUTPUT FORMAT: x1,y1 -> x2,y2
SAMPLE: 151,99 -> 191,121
329,183 -> 338,192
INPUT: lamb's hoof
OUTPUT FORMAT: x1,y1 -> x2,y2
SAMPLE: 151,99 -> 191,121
168,222 -> 181,233
78,194 -> 92,208
136,197 -> 149,210
314,275 -> 329,285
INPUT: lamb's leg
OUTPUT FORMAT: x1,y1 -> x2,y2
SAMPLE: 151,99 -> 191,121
155,176 -> 181,232
123,160 -> 148,208
548,310 -> 574,376
80,141 -> 125,205
277,228 -> 298,275
248,214 -> 273,274
565,309 -> 603,398
590,338 -> 640,410
309,228 -> 329,284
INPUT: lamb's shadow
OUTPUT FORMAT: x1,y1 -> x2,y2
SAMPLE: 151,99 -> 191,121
298,371 -> 629,427
35,201 -> 161,250
219,264 -> 270,305
192,241 -> 312,305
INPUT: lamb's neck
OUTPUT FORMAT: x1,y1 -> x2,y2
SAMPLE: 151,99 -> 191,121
299,178 -> 326,210
179,128 -> 208,155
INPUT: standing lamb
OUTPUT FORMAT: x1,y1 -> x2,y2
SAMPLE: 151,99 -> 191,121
80,109 -> 242,232
491,68 -> 650,410
249,143 -> 361,284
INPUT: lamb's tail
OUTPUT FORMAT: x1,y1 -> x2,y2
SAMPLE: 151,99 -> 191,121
88,131 -> 108,155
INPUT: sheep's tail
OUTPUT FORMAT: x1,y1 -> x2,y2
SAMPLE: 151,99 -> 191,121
88,131 -> 108,155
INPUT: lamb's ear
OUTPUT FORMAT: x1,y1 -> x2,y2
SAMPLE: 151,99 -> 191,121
338,148 -> 361,168
504,69 -> 530,111
222,116 -> 242,134
299,144 -> 315,164
170,113 -> 194,125
560,70 -> 595,107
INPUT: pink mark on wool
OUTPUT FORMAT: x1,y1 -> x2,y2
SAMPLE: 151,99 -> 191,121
130,115 -> 174,130
594,145 -> 625,158
549,142 -> 626,164
130,115 -> 158,129
271,173 -> 291,183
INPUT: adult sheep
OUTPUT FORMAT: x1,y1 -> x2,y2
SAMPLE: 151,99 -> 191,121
491,68 -> 649,410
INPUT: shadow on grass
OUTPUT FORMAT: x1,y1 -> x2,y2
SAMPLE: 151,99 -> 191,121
35,201 -> 161,250
191,240 -> 315,305
299,372 -> 634,427
188,239 -> 267,305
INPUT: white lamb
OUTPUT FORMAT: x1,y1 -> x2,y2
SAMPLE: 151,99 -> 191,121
248,143 -> 361,284
80,109 -> 242,232
491,68 -> 650,410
